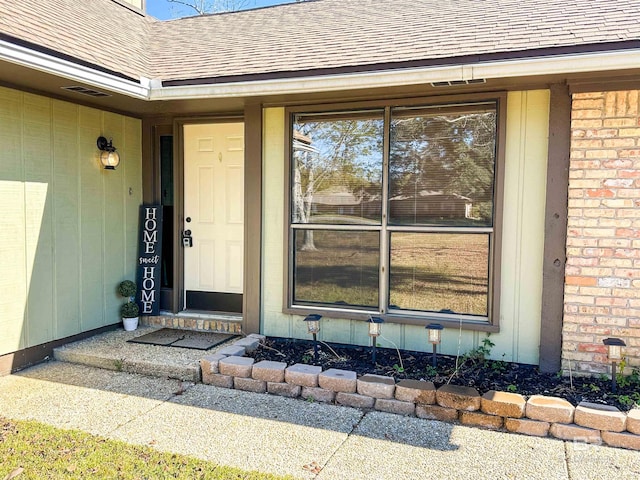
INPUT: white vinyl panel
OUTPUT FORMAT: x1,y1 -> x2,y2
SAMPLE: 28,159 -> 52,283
197,239 -> 216,289
226,165 -> 243,224
198,137 -> 214,152
198,166 -> 215,223
226,135 -> 244,152
225,241 -> 243,292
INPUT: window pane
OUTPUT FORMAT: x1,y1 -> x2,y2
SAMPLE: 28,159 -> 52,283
389,105 -> 497,226
293,230 -> 379,308
389,233 -> 489,316
292,112 -> 384,225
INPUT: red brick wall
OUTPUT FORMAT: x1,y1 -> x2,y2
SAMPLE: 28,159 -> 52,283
564,90 -> 640,374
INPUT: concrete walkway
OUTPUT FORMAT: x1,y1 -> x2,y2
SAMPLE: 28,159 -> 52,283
1,362 -> 639,479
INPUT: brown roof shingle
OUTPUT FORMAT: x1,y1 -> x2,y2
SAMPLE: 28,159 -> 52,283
0,0 -> 151,80
1,0 -> 639,84
148,0 -> 640,82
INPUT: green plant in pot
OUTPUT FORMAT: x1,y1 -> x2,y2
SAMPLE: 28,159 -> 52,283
118,280 -> 139,331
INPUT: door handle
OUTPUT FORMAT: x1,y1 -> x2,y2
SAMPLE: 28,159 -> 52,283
182,229 -> 193,248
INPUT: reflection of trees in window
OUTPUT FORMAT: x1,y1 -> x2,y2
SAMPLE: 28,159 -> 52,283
390,108 -> 496,226
292,115 -> 384,234
289,102 -> 500,320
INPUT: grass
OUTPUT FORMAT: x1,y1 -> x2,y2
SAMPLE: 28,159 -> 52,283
0,416 -> 293,480
389,232 -> 488,315
294,230 -> 489,314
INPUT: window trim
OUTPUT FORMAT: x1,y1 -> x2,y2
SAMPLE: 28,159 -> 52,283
283,92 -> 507,332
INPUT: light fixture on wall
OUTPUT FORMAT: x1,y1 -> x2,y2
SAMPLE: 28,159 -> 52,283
426,323 -> 444,367
367,316 -> 384,364
603,337 -> 626,393
97,136 -> 120,170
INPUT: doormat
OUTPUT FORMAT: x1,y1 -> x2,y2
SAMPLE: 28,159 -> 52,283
128,328 -> 237,350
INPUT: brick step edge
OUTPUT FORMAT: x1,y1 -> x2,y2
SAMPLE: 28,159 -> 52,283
141,316 -> 242,334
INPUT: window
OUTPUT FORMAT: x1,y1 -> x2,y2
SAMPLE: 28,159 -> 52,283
288,98 -> 503,326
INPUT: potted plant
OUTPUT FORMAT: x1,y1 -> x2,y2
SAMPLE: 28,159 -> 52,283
118,280 -> 139,331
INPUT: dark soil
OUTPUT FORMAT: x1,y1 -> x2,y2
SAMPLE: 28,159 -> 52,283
249,337 -> 640,412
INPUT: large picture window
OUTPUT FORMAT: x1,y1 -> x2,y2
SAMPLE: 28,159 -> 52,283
288,99 -> 502,325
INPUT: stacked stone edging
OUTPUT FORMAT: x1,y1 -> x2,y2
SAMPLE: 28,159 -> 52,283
200,335 -> 640,451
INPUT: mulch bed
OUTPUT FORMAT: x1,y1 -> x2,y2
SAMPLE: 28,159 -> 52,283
249,337 -> 640,411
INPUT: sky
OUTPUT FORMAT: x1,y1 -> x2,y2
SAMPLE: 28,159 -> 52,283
145,0 -> 297,20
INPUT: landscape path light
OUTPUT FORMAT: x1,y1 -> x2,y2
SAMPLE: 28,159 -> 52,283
367,316 -> 384,364
603,337 -> 626,393
304,314 -> 322,363
426,323 -> 444,367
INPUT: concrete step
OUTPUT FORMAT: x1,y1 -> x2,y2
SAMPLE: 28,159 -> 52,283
53,327 -> 208,382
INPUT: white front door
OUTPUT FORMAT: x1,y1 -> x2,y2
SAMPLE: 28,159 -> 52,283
183,122 -> 244,312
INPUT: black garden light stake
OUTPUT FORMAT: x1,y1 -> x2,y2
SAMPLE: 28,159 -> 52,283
367,316 -> 384,364
304,314 -> 322,362
603,337 -> 626,393
426,323 -> 444,368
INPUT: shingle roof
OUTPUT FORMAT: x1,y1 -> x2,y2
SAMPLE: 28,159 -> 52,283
0,0 -> 151,80
150,0 -> 640,83
1,0 -> 639,84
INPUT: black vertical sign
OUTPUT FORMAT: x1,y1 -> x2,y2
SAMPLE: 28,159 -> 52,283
136,205 -> 163,315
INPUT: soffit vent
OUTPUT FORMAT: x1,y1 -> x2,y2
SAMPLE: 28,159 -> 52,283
62,85 -> 111,97
430,79 -> 487,87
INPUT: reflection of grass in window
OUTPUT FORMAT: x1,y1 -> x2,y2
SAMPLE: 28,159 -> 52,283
294,230 -> 379,307
389,233 -> 489,315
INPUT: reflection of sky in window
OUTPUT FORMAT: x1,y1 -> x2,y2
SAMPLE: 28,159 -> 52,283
294,117 -> 384,184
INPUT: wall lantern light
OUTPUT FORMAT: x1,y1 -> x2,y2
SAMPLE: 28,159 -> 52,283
304,314 -> 322,362
426,323 -> 444,367
603,337 -> 626,393
367,316 -> 384,364
97,136 -> 120,170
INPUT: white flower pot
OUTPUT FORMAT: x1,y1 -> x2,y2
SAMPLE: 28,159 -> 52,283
123,316 -> 139,331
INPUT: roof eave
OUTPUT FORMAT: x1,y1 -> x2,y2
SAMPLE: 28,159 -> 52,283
3,34 -> 640,104
149,48 -> 640,101
0,38 -> 150,100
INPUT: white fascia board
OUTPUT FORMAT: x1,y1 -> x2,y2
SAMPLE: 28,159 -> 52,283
472,48 -> 640,80
151,49 -> 640,101
0,39 -> 150,99
150,66 -> 466,100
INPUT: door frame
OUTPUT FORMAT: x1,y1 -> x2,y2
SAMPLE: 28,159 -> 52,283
144,109 -> 262,334
173,115 -> 244,315
182,120 -> 246,313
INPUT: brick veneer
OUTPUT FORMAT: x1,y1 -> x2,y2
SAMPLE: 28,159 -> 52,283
200,335 -> 640,451
140,315 -> 242,334
564,90 -> 640,374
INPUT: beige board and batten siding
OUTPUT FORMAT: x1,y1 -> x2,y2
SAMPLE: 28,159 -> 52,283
261,90 -> 549,365
0,86 -> 141,357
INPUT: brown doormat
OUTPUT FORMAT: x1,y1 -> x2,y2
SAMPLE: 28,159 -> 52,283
128,328 -> 237,350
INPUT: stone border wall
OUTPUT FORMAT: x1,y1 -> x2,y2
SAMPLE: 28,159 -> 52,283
201,334 -> 640,451
565,90 -> 640,374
